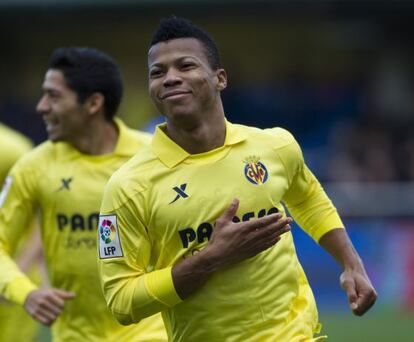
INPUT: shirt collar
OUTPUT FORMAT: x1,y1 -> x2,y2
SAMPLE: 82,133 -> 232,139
151,119 -> 247,168
112,117 -> 141,157
56,117 -> 136,159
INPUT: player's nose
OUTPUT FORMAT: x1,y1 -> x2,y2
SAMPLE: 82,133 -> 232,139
163,68 -> 182,87
36,95 -> 50,114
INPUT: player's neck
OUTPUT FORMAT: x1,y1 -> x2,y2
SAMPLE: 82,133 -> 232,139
71,119 -> 118,155
165,108 -> 226,155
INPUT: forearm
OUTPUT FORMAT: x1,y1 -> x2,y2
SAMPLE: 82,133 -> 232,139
319,228 -> 365,272
319,228 -> 377,315
16,226 -> 43,273
172,246 -> 220,299
0,248 -> 38,304
100,262 -> 182,325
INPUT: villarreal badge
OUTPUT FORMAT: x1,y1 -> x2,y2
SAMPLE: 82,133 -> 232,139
243,156 -> 269,185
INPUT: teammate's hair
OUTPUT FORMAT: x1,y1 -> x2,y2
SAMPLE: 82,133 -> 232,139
49,47 -> 123,121
149,17 -> 222,70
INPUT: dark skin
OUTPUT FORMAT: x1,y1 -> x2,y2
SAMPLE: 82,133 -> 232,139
319,229 -> 377,315
148,37 -> 376,315
148,37 -> 227,154
172,199 -> 292,299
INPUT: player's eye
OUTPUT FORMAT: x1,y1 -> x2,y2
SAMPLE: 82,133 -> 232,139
47,91 -> 60,100
181,63 -> 195,70
149,69 -> 163,78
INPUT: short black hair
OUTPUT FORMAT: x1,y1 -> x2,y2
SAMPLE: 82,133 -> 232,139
149,17 -> 222,70
49,47 -> 123,120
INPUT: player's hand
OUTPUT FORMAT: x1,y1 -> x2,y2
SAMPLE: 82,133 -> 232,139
205,198 -> 292,268
24,288 -> 76,326
340,268 -> 377,316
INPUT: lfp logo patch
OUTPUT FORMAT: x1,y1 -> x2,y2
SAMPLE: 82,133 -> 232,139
243,156 -> 269,185
100,219 -> 116,243
98,215 -> 123,259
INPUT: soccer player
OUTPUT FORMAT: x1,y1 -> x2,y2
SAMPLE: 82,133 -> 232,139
0,48 -> 166,341
98,18 -> 377,341
0,123 -> 43,341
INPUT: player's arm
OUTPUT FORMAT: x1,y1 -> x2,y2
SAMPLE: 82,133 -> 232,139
99,179 -> 291,325
0,169 -> 39,304
319,228 -> 377,315
0,163 -> 74,326
279,129 -> 376,315
15,220 -> 43,273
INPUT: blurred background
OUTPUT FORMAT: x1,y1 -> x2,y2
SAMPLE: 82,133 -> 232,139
1,0 -> 413,341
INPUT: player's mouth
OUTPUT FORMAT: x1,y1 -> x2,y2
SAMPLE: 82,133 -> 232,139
161,90 -> 191,101
43,118 -> 59,133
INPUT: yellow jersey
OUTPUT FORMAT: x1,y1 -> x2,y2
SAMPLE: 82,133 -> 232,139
0,123 -> 41,342
0,119 -> 167,342
99,121 -> 344,341
0,122 -> 32,184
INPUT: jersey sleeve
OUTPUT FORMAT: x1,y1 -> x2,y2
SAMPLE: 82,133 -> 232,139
0,159 -> 39,304
274,129 -> 344,242
98,176 -> 182,325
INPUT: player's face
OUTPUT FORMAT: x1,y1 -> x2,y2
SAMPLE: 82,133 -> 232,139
36,69 -> 87,143
148,38 -> 226,122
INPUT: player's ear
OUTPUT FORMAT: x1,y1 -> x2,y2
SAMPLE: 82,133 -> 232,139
84,92 -> 105,116
216,69 -> 227,92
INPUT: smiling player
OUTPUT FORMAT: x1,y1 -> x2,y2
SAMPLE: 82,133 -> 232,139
0,47 -> 166,341
98,17 -> 377,341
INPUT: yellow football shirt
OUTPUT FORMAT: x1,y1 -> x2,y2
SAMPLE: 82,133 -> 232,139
0,123 -> 41,342
0,122 -> 32,185
99,120 -> 344,342
0,119 -> 166,342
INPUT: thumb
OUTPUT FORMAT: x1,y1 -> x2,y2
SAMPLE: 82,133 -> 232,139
53,289 -> 76,300
341,277 -> 358,311
220,198 -> 240,223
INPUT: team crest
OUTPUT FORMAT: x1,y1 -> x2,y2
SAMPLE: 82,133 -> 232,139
243,156 -> 269,185
98,215 -> 123,259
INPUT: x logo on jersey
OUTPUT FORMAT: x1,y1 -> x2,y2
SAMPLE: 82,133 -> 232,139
56,178 -> 73,192
169,183 -> 189,204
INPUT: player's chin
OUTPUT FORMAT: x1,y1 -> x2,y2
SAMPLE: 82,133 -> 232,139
47,131 -> 64,143
165,105 -> 197,121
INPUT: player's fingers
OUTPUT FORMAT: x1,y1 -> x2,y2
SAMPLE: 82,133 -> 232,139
242,213 -> 283,232
340,276 -> 358,311
272,223 -> 291,237
216,199 -> 240,226
35,306 -> 59,324
249,225 -> 290,252
44,294 -> 67,314
46,292 -> 65,309
35,312 -> 56,326
33,313 -> 51,326
53,289 -> 76,300
254,224 -> 291,243
271,218 -> 292,235
250,217 -> 292,237
354,288 -> 377,316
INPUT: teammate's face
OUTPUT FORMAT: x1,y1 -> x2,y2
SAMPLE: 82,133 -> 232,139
36,69 -> 87,143
148,38 -> 226,121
